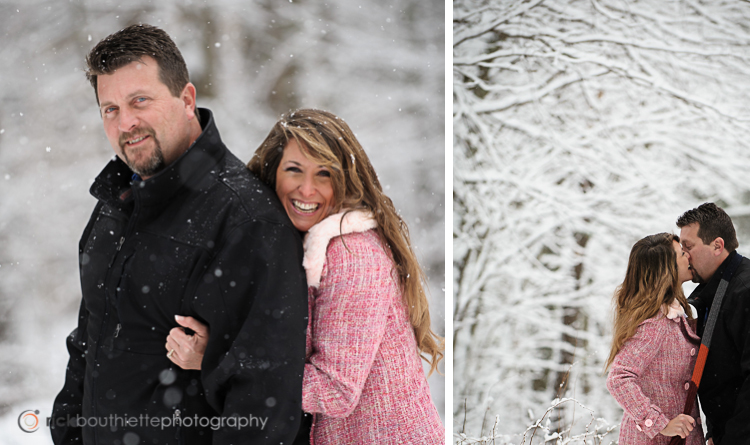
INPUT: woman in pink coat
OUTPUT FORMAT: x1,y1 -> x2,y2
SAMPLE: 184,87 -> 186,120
606,233 -> 704,444
164,109 -> 444,444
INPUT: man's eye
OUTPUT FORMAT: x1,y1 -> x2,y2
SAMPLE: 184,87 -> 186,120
136,97 -> 146,103
105,107 -> 116,113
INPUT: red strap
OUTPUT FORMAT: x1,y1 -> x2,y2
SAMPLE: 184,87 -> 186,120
667,349 -> 706,445
691,345 -> 709,387
668,381 -> 698,445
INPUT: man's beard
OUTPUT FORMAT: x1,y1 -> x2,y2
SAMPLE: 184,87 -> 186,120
120,130 -> 166,177
690,267 -> 705,284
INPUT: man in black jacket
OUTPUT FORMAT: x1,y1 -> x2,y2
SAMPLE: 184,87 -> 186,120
50,24 -> 308,444
677,202 -> 750,445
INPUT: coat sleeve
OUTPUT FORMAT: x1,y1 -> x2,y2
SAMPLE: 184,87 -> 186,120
191,220 -> 308,445
719,283 -> 750,443
301,233 -> 396,418
51,203 -> 102,445
606,319 -> 671,439
50,300 -> 88,444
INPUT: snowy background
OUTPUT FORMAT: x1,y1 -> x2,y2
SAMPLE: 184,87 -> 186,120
454,0 -> 750,443
0,0 -> 445,441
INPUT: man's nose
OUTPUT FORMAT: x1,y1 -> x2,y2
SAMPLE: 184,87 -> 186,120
118,107 -> 139,133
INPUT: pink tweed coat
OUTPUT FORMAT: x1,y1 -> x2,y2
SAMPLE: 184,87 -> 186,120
606,306 -> 704,445
300,211 -> 444,444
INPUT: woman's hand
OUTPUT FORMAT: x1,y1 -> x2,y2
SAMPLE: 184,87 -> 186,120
659,414 -> 695,438
165,315 -> 209,370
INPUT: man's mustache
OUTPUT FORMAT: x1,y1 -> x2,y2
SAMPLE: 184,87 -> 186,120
119,129 -> 155,148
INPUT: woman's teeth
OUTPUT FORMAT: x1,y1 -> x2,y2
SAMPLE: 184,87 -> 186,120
293,200 -> 319,213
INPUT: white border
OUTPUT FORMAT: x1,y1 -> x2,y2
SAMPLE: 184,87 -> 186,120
444,0 -> 454,442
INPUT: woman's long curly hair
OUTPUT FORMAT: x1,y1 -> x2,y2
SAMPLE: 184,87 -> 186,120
604,233 -> 692,371
248,108 -> 444,375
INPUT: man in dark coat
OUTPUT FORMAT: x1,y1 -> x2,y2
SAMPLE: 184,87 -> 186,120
677,202 -> 750,445
50,24 -> 308,444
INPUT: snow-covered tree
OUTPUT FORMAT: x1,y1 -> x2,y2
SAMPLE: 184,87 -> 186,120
454,0 -> 750,440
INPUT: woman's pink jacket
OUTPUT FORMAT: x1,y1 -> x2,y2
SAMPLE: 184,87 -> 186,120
606,306 -> 704,445
300,211 -> 444,444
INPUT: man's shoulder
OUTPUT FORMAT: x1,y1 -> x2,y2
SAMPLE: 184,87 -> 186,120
726,254 -> 750,300
733,254 -> 750,282
213,152 -> 291,229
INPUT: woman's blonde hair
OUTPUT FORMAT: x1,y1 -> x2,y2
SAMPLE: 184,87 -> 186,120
248,108 -> 444,375
604,233 -> 692,371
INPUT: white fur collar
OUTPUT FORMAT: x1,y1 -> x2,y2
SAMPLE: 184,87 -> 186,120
303,210 -> 378,288
662,299 -> 686,320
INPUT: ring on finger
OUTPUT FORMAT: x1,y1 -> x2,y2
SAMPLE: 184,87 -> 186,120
167,349 -> 175,359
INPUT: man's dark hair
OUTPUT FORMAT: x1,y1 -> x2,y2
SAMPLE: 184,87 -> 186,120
676,202 -> 739,252
85,24 -> 191,106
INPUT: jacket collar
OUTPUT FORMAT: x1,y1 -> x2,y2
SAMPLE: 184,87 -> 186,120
89,108 -> 225,209
690,250 -> 738,310
302,210 -> 377,288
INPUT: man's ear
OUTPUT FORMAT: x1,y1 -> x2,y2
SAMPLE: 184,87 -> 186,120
713,237 -> 725,256
181,83 -> 197,120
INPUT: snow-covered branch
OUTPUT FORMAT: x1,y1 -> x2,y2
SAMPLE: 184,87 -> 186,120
454,0 -> 750,438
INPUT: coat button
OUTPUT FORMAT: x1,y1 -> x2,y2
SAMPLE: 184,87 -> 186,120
690,348 -> 696,356
645,419 -> 653,427
684,382 -> 690,390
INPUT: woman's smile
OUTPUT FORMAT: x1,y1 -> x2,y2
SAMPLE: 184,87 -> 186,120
275,139 -> 334,232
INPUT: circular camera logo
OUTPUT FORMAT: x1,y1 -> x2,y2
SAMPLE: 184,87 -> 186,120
18,410 -> 40,433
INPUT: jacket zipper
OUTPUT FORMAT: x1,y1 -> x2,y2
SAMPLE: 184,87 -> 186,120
91,198 -> 140,434
107,237 -> 126,268
87,208 -> 128,444
106,323 -> 122,352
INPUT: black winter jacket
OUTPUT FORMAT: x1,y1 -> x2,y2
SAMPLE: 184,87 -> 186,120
689,251 -> 750,444
51,109 -> 308,444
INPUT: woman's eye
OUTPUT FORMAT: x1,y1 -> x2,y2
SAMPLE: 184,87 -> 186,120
318,170 -> 331,178
285,166 -> 302,173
